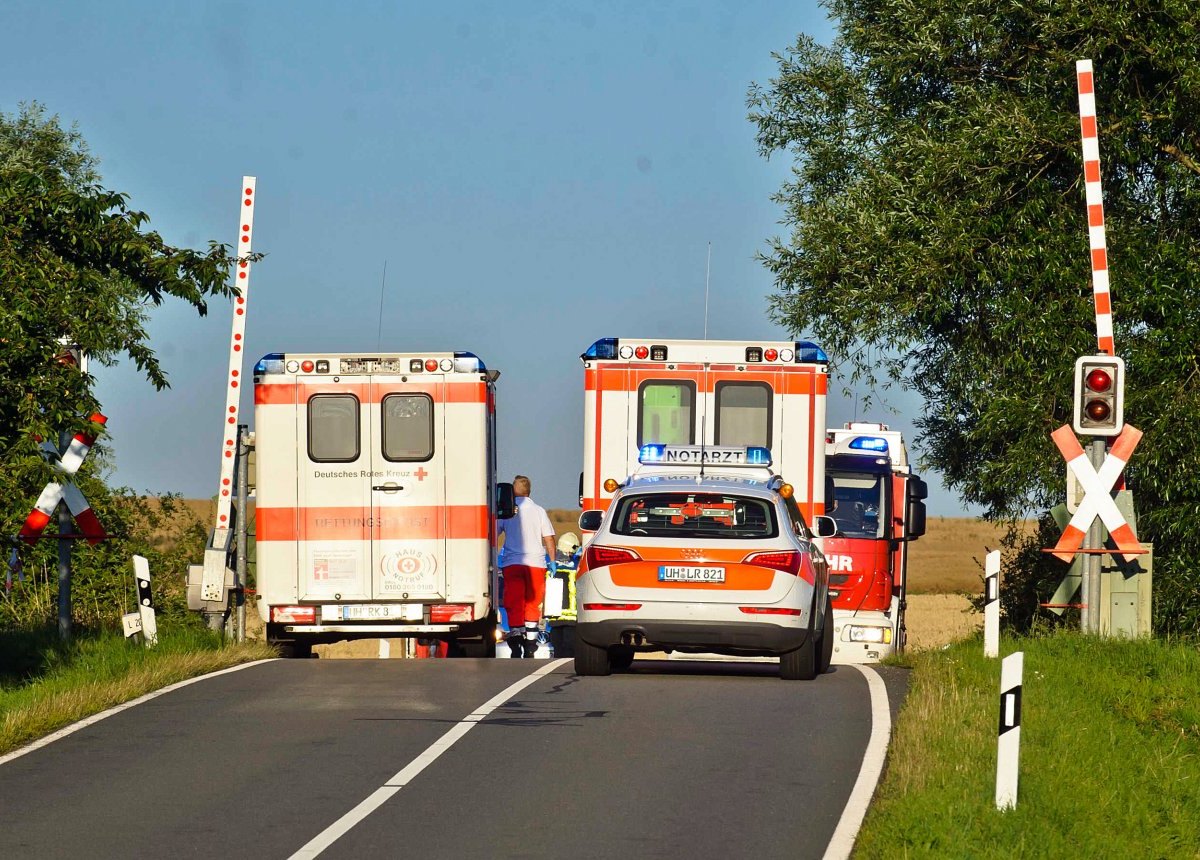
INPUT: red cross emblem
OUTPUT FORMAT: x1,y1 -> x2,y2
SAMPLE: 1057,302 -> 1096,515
415,467 -> 428,482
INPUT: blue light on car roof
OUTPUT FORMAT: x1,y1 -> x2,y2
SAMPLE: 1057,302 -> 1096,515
582,338 -> 619,360
746,446 -> 772,465
793,341 -> 829,363
254,352 -> 285,375
639,444 -> 667,463
849,436 -> 889,453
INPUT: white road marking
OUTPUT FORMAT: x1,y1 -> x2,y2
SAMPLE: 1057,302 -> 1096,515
822,664 -> 892,860
289,658 -> 570,860
0,659 -> 276,768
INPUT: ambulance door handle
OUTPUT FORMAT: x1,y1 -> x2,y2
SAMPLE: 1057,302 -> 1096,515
373,483 -> 404,492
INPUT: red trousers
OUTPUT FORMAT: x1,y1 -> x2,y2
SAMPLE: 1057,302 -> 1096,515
502,565 -> 546,629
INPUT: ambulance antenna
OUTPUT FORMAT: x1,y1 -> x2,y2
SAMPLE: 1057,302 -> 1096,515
375,260 -> 388,351
703,241 -> 712,340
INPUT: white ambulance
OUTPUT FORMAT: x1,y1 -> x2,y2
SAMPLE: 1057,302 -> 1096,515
252,351 -> 514,657
580,338 -> 830,523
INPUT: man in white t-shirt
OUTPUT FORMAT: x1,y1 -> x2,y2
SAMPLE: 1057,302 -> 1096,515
497,475 -> 556,657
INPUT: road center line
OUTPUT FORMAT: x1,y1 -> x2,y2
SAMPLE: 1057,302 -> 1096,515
822,664 -> 892,860
289,657 -> 570,860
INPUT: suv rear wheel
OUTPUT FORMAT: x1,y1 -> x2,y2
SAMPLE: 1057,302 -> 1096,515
780,608 -> 817,681
575,638 -> 612,676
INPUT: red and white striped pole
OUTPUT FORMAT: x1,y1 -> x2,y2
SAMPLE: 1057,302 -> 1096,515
1076,60 -> 1115,357
214,176 -> 257,531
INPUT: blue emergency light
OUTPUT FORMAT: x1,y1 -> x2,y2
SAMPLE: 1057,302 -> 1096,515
745,446 -> 772,464
849,436 -> 889,453
582,338 -> 619,360
639,444 -> 667,462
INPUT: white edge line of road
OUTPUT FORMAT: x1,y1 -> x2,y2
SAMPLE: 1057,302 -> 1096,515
0,658 -> 278,768
288,657 -> 571,860
823,664 -> 893,860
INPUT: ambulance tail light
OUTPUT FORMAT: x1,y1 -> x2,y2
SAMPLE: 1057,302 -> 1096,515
271,605 -> 316,624
582,338 -> 619,360
585,545 -> 641,568
738,606 -> 802,616
794,341 -> 829,363
582,603 -> 642,611
430,604 -> 474,623
254,353 -> 286,375
743,550 -> 802,576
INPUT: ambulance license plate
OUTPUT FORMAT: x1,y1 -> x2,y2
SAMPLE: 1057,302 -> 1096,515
658,565 -> 725,583
341,604 -> 420,621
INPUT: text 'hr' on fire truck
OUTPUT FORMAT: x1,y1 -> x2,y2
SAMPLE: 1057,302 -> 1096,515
252,351 -> 515,658
824,423 -> 927,662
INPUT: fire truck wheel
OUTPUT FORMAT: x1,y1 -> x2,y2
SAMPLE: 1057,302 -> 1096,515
575,638 -> 612,676
817,594 -> 834,674
609,645 -> 635,670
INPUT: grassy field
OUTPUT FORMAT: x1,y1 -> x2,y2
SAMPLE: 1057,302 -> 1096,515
856,634 -> 1200,858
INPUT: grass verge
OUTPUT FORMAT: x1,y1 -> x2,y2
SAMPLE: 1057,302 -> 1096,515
0,628 -> 274,757
856,633 -> 1200,859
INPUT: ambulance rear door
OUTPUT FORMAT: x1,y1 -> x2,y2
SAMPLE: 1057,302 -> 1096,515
297,376 -> 373,601
369,375 -> 448,601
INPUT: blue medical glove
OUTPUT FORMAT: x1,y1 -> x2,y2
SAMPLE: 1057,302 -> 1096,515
548,559 -> 558,575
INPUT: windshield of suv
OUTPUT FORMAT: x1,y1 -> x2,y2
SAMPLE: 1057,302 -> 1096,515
610,492 -> 778,539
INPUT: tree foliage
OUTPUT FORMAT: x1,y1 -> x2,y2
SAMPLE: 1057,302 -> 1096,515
749,1 -> 1200,632
0,103 -> 248,631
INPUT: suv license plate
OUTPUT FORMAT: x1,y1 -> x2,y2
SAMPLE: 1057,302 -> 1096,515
658,565 -> 725,583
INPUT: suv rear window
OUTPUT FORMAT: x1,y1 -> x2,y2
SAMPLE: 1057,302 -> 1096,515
610,492 -> 778,539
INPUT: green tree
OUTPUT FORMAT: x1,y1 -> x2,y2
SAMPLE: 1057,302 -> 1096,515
748,1 -> 1200,633
0,103 -> 248,632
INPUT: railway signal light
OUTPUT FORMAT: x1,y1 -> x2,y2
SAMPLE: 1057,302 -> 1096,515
1072,355 -> 1124,436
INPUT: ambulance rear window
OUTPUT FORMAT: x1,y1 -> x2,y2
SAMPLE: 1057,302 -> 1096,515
308,394 -> 360,462
637,381 -> 695,447
382,394 -> 434,462
715,381 -> 772,448
610,492 -> 778,540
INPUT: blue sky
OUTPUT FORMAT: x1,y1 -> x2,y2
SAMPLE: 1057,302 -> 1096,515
2,0 -> 978,517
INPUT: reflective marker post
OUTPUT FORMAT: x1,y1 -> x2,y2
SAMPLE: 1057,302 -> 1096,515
983,550 -> 999,658
995,651 -> 1023,810
133,555 -> 157,647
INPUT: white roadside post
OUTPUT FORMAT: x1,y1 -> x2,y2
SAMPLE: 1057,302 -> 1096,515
133,555 -> 158,647
995,651 -> 1024,810
983,550 -> 1000,658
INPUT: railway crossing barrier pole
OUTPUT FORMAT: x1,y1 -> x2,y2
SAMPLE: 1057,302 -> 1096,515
995,651 -> 1024,810
133,555 -> 157,647
983,550 -> 1000,658
1084,440 -> 1105,633
235,425 -> 251,643
56,481 -> 72,641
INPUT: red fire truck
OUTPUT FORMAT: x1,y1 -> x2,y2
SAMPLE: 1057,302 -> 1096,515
822,422 -> 927,662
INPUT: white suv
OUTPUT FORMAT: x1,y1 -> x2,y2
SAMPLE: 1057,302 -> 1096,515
574,447 -> 834,680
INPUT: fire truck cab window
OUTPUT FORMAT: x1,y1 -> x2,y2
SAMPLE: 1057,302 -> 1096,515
715,382 -> 772,448
382,394 -> 434,462
828,472 -> 886,538
638,381 -> 695,447
307,394 -> 360,463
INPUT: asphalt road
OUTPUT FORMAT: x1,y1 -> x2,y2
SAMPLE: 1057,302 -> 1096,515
0,656 -> 906,860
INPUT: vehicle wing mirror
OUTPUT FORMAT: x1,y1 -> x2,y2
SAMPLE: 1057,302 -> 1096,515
908,477 -> 929,501
578,509 -> 604,532
812,515 -> 838,539
496,482 -> 517,520
907,500 -> 927,539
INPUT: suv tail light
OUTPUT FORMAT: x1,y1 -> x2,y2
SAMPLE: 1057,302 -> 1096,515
743,550 -> 802,576
430,604 -> 473,623
271,605 -> 316,624
585,545 -> 642,568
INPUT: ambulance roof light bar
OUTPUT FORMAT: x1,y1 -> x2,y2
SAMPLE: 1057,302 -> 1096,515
580,338 -> 828,364
638,444 -> 772,467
